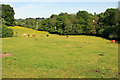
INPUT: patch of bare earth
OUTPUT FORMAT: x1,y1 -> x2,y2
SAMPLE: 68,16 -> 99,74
0,53 -> 12,58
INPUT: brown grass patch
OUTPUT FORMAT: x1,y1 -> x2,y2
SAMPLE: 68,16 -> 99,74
0,53 -> 12,58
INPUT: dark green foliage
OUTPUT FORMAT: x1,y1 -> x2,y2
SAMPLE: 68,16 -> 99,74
1,4 -> 119,39
16,18 -> 44,30
2,4 -> 15,26
116,10 -> 120,39
15,8 -> 120,40
1,4 -> 14,38
98,8 -> 120,39
100,25 -> 116,37
2,25 -> 13,38
77,11 -> 91,21
103,8 -> 119,26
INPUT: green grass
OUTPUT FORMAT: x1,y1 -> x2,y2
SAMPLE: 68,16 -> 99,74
2,26 -> 118,78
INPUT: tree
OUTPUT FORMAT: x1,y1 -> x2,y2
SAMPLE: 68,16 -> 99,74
103,8 -> 119,26
15,8 -> 120,39
50,14 -> 57,18
87,15 -> 99,35
2,4 -> 15,26
77,11 -> 91,21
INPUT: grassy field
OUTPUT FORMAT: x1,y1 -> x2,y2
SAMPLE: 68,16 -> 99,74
2,26 -> 118,78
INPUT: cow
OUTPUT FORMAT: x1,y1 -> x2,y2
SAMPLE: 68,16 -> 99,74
23,34 -> 27,37
66,35 -> 68,38
28,34 -> 30,37
110,40 -> 115,44
46,35 -> 49,37
32,35 -> 36,37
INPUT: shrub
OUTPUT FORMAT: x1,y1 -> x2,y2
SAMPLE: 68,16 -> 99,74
2,25 -> 13,38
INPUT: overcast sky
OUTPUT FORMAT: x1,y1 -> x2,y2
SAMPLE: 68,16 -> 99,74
0,1 -> 119,19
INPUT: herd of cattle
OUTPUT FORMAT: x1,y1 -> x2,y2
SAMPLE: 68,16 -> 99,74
23,34 -> 65,38
23,34 -> 116,44
23,34 -> 50,37
23,34 -> 39,37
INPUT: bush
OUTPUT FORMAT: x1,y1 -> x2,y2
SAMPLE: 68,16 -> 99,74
2,25 -> 13,38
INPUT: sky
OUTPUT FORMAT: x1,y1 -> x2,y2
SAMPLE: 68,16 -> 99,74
0,0 -> 119,2
0,2 -> 119,19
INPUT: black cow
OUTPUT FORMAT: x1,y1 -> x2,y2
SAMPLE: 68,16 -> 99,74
46,35 -> 49,37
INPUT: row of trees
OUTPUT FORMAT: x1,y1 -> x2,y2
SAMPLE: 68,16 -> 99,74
1,4 -> 14,38
2,4 -> 120,39
16,8 -> 120,39
16,17 -> 45,29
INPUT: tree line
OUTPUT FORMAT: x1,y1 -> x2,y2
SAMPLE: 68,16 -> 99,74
16,8 -> 120,40
1,4 -> 120,40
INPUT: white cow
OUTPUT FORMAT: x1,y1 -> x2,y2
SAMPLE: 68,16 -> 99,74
23,34 -> 27,37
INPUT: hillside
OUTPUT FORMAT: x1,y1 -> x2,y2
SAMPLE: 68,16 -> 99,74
2,26 -> 118,78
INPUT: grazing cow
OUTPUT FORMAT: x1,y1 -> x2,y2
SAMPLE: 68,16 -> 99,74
32,35 -> 36,37
23,34 -> 27,37
46,35 -> 49,37
28,34 -> 30,37
110,40 -> 115,44
66,35 -> 68,38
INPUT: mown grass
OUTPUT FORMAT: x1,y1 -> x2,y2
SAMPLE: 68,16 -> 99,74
2,26 -> 118,78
